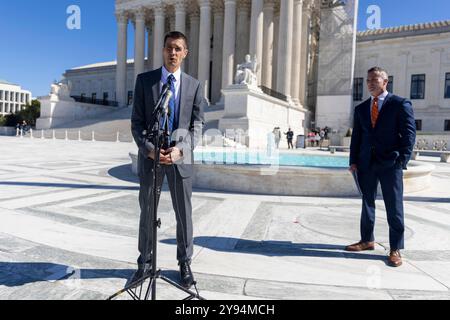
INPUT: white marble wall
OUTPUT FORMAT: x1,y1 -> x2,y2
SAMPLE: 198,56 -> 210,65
354,31 -> 450,133
0,83 -> 32,116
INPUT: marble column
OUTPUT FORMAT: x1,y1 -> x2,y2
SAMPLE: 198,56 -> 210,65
188,9 -> 200,78
262,0 -> 275,88
276,0 -> 294,100
146,21 -> 154,71
235,0 -> 250,67
134,10 -> 146,84
152,4 -> 165,69
175,0 -> 187,33
299,1 -> 311,106
211,1 -> 224,104
115,11 -> 128,107
169,13 -> 176,32
249,0 -> 264,84
198,0 -> 212,101
221,0 -> 236,89
272,5 -> 279,89
291,0 -> 303,105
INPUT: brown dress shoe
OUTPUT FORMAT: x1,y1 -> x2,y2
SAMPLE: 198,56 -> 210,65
388,250 -> 402,267
345,241 -> 375,252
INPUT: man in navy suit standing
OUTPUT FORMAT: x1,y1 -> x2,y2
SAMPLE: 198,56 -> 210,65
130,31 -> 206,287
346,67 -> 416,267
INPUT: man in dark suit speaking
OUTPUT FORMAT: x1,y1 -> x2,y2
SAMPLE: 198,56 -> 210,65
346,67 -> 416,267
130,31 -> 206,287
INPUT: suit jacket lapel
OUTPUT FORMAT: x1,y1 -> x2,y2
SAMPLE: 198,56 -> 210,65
361,98 -> 372,130
151,68 -> 162,106
178,72 -> 191,129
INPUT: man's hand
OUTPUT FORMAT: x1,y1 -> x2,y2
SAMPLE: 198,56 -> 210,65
349,164 -> 358,173
162,147 -> 183,165
147,149 -> 172,165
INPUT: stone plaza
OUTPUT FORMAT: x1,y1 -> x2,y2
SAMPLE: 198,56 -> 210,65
0,136 -> 449,300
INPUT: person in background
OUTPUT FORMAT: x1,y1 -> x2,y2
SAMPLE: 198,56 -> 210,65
285,128 -> 294,149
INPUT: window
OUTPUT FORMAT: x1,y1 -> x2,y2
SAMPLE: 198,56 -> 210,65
91,93 -> 97,102
80,93 -> 86,102
411,74 -> 425,99
415,120 -> 422,131
103,92 -> 108,101
387,76 -> 394,93
0,90 -> 3,100
353,78 -> 363,101
127,91 -> 133,105
445,73 -> 450,99
445,120 -> 450,131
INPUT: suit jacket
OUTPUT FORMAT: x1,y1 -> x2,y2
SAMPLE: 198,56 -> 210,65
350,93 -> 416,171
131,68 -> 206,178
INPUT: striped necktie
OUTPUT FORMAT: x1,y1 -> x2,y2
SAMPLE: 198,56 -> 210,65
167,74 -> 176,133
371,97 -> 379,128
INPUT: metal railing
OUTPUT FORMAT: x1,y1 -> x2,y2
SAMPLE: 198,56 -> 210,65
15,128 -> 134,143
71,96 -> 119,107
259,85 -> 288,102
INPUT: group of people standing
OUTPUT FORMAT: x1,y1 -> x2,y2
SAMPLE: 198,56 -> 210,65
307,127 -> 329,147
128,28 -> 416,292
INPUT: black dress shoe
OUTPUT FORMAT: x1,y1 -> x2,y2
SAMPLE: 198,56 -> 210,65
179,261 -> 194,289
126,264 -> 151,288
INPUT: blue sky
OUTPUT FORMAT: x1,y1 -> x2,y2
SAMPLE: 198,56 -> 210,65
1,0 -> 449,97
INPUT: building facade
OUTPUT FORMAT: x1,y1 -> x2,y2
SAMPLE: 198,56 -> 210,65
66,0 -> 330,109
354,21 -> 450,133
0,79 -> 32,116
63,0 -> 450,134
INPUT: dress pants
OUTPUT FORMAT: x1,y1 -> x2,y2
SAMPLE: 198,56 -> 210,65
357,162 -> 405,250
137,164 -> 193,266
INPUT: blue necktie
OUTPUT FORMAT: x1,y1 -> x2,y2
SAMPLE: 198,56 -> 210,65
167,74 -> 176,133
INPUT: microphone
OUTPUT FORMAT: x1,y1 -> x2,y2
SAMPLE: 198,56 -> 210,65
161,89 -> 173,116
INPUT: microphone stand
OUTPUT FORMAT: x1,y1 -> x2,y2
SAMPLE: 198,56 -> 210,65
108,85 -> 204,301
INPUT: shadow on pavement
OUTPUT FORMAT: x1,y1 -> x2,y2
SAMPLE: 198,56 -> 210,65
0,262 -> 134,287
161,237 -> 388,262
108,164 -> 139,184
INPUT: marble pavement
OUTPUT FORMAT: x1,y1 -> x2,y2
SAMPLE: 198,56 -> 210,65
0,136 -> 449,300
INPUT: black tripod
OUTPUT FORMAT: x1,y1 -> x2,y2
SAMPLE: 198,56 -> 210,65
108,85 -> 204,301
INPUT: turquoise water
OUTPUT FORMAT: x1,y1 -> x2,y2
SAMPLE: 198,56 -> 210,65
194,151 -> 349,168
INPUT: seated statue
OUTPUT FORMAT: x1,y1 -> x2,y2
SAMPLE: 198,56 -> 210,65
234,54 -> 258,87
50,78 -> 72,100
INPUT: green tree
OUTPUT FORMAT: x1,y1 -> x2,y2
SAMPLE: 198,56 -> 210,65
0,99 -> 40,127
18,99 -> 41,127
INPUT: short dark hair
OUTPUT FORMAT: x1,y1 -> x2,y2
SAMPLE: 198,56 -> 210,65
164,31 -> 189,49
367,66 -> 389,80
